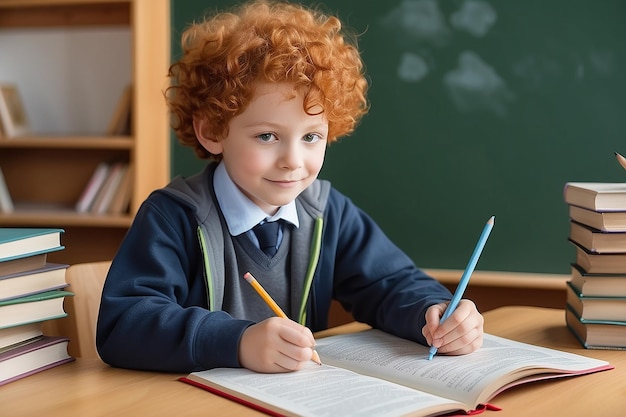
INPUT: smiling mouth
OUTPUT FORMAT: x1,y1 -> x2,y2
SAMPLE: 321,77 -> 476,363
270,179 -> 301,183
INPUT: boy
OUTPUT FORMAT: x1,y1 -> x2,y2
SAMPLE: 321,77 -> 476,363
96,0 -> 483,373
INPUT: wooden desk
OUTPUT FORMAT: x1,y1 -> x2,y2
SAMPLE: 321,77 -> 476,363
4,307 -> 625,416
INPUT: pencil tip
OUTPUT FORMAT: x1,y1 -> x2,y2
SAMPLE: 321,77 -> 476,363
311,350 -> 322,366
427,347 -> 436,360
615,153 -> 626,171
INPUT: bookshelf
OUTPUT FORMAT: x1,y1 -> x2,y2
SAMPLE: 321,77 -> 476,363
0,0 -> 170,263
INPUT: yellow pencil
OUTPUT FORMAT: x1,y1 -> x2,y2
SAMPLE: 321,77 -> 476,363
243,272 -> 322,365
615,152 -> 626,171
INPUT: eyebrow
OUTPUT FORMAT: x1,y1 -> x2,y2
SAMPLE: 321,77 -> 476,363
243,121 -> 328,132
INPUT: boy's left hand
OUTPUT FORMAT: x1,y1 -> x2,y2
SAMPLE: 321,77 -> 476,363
422,299 -> 484,355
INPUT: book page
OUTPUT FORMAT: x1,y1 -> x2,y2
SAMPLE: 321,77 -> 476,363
315,329 -> 611,406
187,364 -> 466,417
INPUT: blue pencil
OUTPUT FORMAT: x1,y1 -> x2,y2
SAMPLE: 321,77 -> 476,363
428,215 -> 495,360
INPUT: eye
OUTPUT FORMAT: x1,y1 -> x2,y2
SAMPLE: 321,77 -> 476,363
257,132 -> 276,143
303,133 -> 322,143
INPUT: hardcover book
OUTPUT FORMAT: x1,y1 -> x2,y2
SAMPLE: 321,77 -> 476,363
0,165 -> 13,213
0,263 -> 69,302
569,205 -> 626,232
107,165 -> 133,214
572,241 -> 626,274
181,329 -> 612,417
0,228 -> 64,263
0,290 -> 73,329
564,182 -> 626,212
569,221 -> 626,253
0,321 -> 43,351
75,162 -> 110,213
566,281 -> 626,321
566,305 -> 626,350
0,335 -> 74,386
90,162 -> 126,214
0,253 -> 48,277
570,263 -> 626,297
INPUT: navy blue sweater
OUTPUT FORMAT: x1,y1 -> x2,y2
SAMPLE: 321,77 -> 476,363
96,165 -> 452,372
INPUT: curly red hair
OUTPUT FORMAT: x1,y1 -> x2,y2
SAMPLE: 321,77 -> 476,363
166,0 -> 369,159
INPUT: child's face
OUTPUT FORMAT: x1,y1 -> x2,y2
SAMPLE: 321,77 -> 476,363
202,82 -> 328,215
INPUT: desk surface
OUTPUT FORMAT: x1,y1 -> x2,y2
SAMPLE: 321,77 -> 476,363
3,306 -> 626,417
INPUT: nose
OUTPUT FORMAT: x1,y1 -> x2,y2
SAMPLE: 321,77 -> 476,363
279,141 -> 303,170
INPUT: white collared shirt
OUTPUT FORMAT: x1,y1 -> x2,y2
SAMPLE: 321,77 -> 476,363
213,162 -> 299,237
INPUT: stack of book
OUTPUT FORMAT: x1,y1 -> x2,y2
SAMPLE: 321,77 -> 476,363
563,182 -> 626,350
0,228 -> 74,386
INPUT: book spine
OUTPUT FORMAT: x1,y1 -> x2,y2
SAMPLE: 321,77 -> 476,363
0,165 -> 14,213
92,163 -> 127,214
76,163 -> 110,213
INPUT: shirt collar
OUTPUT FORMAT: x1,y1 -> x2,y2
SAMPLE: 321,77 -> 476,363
213,162 -> 299,236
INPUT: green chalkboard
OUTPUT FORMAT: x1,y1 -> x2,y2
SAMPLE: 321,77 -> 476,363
171,0 -> 626,274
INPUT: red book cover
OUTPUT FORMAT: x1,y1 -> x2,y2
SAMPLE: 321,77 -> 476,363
180,376 -> 286,417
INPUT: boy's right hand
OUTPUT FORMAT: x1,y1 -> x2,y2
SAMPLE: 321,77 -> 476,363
239,317 -> 317,373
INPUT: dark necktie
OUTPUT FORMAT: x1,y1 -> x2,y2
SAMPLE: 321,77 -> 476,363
253,221 -> 281,257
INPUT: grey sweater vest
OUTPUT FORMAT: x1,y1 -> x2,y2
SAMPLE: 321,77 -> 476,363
163,163 -> 330,323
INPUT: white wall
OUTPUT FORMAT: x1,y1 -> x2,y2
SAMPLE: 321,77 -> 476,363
0,27 -> 131,135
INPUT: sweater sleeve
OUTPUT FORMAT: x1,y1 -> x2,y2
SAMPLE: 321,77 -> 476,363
324,189 -> 453,345
96,194 -> 253,372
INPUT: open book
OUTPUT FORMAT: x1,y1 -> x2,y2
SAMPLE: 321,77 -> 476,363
180,329 -> 612,417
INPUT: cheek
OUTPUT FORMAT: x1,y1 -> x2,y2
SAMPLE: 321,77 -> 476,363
224,142 -> 262,166
309,147 -> 327,173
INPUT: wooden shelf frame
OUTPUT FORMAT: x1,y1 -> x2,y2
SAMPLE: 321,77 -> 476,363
0,0 -> 130,27
0,137 -> 133,149
0,0 -> 171,263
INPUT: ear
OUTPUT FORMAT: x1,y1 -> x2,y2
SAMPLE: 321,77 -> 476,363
193,115 -> 223,155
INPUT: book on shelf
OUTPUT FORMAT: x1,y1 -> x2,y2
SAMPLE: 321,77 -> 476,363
0,263 -> 68,302
570,263 -> 626,297
571,241 -> 626,274
75,162 -> 111,213
566,281 -> 626,321
0,165 -> 13,213
0,290 -> 73,330
566,305 -> 626,350
106,85 -> 132,136
0,321 -> 43,352
569,205 -> 626,232
181,329 -> 612,417
0,335 -> 74,386
564,182 -> 626,212
107,165 -> 133,214
0,253 -> 48,277
0,83 -> 31,138
90,162 -> 127,215
0,228 -> 64,263
569,220 -> 626,253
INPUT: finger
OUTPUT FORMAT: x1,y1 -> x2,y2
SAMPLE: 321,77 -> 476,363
432,300 -> 477,338
279,322 -> 316,350
425,302 -> 447,327
422,302 -> 448,344
436,305 -> 484,354
437,328 -> 484,355
272,349 -> 309,371
271,321 -> 318,367
432,301 -> 484,348
273,346 -> 316,371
